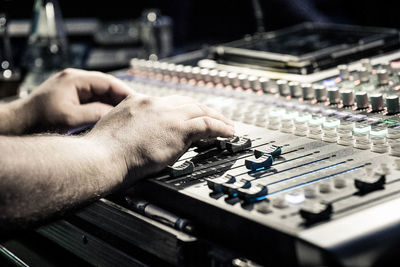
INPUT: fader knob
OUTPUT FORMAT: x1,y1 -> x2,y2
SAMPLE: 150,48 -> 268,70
386,95 -> 400,114
313,85 -> 327,102
355,91 -> 369,109
377,69 -> 389,85
370,93 -> 384,112
289,81 -> 301,98
338,64 -> 350,80
341,89 -> 354,106
277,80 -> 290,96
327,87 -> 340,104
301,83 -> 313,100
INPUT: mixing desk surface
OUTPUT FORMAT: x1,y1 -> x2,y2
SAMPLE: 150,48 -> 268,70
36,24 -> 400,267
114,49 -> 400,266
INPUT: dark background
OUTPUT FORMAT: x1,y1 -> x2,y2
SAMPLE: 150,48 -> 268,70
2,0 -> 400,48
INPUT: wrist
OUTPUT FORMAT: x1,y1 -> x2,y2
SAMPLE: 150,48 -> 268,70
83,133 -> 130,191
0,97 -> 38,135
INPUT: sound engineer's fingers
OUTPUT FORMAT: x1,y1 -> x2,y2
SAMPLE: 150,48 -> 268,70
175,103 -> 234,127
184,116 -> 235,142
71,69 -> 134,105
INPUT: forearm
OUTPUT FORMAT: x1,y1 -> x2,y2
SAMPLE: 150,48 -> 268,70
0,97 -> 37,135
0,134 -> 125,228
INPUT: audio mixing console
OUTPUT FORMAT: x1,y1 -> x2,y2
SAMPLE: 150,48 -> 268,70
110,51 -> 400,266
37,24 -> 400,267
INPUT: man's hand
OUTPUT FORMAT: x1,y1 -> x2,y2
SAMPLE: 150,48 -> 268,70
0,68 -> 132,134
89,94 -> 235,182
29,68 -> 133,129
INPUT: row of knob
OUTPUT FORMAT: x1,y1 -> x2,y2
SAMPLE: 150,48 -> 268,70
130,58 -> 271,91
337,61 -> 396,84
131,58 -> 400,114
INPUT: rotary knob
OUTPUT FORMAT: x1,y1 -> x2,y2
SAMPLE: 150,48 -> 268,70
338,64 -> 350,80
370,93 -> 384,112
218,71 -> 229,86
259,77 -> 270,93
228,72 -> 239,87
301,83 -> 313,100
381,62 -> 393,75
175,64 -> 185,78
377,69 -> 389,85
355,91 -> 369,109
327,87 -> 340,104
248,76 -> 259,90
277,80 -> 290,96
183,66 -> 193,80
313,85 -> 327,102
358,67 -> 370,83
191,67 -> 202,80
200,68 -> 211,82
289,81 -> 301,98
238,74 -> 250,88
361,58 -> 372,72
386,95 -> 400,114
341,89 -> 354,106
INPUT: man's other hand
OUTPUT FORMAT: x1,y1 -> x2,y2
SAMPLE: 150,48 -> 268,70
28,68 -> 133,129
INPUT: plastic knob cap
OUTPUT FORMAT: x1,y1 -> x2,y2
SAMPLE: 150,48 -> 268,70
355,91 -> 369,109
341,89 -> 354,106
386,95 -> 400,114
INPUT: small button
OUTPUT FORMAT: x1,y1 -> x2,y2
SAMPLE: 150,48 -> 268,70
304,187 -> 318,198
255,200 -> 272,214
334,177 -> 346,189
319,182 -> 332,193
285,191 -> 305,205
272,197 -> 288,209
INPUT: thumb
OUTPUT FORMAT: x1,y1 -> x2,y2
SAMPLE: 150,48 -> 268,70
69,102 -> 113,126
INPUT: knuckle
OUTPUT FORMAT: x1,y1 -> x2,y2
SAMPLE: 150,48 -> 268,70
137,96 -> 153,107
201,117 -> 213,133
57,68 -> 76,78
